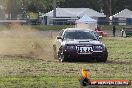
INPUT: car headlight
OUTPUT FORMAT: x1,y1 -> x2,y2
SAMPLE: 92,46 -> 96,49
66,45 -> 76,50
94,45 -> 103,51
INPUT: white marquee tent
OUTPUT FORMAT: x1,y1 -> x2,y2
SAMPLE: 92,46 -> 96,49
43,8 -> 106,18
113,9 -> 132,18
42,8 -> 106,25
76,14 -> 97,29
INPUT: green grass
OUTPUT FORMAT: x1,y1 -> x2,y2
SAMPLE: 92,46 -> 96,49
0,24 -> 132,31
0,24 -> 74,31
0,37 -> 132,88
0,57 -> 80,88
0,23 -> 131,87
32,25 -> 74,31
0,76 -> 78,88
103,37 -> 132,59
32,25 -> 132,31
101,25 -> 132,31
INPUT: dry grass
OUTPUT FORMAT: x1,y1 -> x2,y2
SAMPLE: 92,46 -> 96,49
0,24 -> 131,88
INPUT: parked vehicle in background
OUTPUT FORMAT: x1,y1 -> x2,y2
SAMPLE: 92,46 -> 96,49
53,28 -> 108,62
122,27 -> 132,37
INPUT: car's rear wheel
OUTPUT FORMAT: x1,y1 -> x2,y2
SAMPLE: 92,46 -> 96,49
96,48 -> 108,62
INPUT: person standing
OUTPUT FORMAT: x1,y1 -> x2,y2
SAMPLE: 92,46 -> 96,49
112,26 -> 116,37
121,29 -> 124,37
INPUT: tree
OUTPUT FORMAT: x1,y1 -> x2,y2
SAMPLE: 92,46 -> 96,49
61,0 -> 101,11
1,0 -> 132,19
6,0 -> 17,19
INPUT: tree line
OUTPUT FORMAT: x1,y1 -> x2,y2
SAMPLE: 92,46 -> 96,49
0,0 -> 132,18
59,0 -> 132,17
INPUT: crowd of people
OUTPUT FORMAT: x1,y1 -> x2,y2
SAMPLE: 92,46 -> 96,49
95,25 -> 126,37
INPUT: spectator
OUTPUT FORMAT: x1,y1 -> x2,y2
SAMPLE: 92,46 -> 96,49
112,26 -> 116,37
121,29 -> 124,37
95,25 -> 102,31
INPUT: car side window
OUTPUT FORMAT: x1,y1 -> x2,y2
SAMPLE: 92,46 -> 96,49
58,30 -> 64,36
91,31 -> 99,39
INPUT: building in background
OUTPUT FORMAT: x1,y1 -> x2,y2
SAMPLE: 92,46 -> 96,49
42,8 -> 106,25
112,9 -> 132,25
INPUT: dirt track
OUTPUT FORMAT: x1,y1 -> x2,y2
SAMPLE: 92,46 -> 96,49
0,24 -> 57,60
0,24 -> 123,60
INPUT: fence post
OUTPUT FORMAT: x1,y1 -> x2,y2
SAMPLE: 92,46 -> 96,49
53,44 -> 57,59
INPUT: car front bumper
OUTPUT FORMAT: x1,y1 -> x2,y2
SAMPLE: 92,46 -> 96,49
63,51 -> 104,59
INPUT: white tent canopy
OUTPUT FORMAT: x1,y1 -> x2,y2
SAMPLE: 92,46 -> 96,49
76,14 -> 97,23
76,15 -> 97,29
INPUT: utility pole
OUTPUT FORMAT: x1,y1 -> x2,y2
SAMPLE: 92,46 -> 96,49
109,0 -> 112,16
11,0 -> 17,19
53,0 -> 56,18
7,0 -> 17,19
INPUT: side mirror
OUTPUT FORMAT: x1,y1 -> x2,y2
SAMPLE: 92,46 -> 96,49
57,36 -> 63,39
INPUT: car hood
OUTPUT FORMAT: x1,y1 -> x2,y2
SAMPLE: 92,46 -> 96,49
62,39 -> 103,45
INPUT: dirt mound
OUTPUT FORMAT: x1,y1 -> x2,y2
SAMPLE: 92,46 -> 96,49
0,24 -> 55,60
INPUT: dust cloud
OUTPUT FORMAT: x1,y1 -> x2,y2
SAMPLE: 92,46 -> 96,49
0,23 -> 56,60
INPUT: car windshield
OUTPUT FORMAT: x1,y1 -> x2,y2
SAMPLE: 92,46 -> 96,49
64,31 -> 98,40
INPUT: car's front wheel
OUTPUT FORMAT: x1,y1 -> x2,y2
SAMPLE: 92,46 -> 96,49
96,48 -> 108,62
58,51 -> 68,62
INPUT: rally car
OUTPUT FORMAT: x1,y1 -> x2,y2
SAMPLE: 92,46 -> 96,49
54,28 -> 108,62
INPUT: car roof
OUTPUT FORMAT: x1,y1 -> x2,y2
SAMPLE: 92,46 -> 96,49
63,28 -> 95,32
